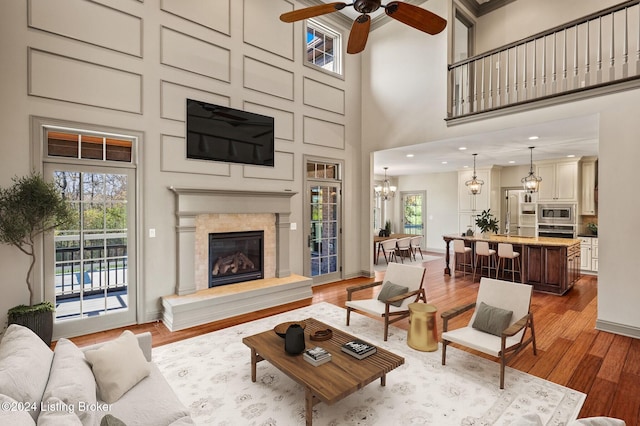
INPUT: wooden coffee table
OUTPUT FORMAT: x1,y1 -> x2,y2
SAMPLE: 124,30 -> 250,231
242,318 -> 404,426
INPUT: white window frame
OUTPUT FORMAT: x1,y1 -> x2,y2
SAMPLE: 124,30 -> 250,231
304,19 -> 343,77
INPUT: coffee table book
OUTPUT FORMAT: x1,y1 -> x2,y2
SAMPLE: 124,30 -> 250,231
303,352 -> 332,366
341,339 -> 377,360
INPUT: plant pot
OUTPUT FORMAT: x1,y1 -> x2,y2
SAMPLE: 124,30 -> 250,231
8,304 -> 54,346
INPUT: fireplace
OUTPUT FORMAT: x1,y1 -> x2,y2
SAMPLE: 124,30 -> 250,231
209,231 -> 264,287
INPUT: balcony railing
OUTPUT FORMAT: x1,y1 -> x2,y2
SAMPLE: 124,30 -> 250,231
447,0 -> 640,122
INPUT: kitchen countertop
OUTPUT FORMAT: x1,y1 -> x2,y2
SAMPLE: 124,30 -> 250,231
443,233 -> 580,247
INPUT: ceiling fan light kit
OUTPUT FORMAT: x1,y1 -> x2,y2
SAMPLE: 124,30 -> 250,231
280,1 -> 447,54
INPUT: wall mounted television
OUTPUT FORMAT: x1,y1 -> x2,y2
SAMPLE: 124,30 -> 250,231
186,99 -> 275,167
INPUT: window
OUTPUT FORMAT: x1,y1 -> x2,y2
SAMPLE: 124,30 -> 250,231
306,19 -> 342,75
46,129 -> 134,163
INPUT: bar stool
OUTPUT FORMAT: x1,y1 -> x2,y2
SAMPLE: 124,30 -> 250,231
453,239 -> 473,277
473,241 -> 497,281
496,243 -> 521,281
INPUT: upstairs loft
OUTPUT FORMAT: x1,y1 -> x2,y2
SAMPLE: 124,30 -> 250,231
447,0 -> 640,124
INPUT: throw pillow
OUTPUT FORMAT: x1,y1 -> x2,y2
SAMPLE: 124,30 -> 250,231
101,414 -> 127,426
377,281 -> 409,307
36,397 -> 83,426
0,393 -> 36,426
471,301 -> 514,336
0,324 -> 54,421
84,330 -> 151,404
41,338 -> 97,426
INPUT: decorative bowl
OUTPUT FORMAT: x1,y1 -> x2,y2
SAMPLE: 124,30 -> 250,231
274,321 -> 306,338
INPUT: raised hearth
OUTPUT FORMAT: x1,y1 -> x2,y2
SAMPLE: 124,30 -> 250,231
162,187 -> 312,331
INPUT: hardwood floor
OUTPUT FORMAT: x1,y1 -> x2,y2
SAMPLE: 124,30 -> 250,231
67,255 -> 639,425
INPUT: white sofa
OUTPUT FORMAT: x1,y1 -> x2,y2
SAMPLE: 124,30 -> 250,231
0,324 -> 194,426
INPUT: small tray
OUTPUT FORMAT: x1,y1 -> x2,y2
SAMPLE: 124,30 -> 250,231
310,329 -> 333,341
274,321 -> 306,338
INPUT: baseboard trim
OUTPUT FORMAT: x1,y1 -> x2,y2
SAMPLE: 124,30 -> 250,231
595,319 -> 640,339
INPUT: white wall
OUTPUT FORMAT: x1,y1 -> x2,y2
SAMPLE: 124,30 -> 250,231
0,0 -> 363,335
396,172 -> 458,252
361,0 -> 640,337
474,0 -> 622,53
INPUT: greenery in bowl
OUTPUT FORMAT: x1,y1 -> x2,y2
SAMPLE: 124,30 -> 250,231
587,222 -> 598,235
475,209 -> 499,234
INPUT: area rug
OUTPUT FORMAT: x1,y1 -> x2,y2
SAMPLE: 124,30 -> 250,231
373,254 -> 442,272
153,302 -> 585,425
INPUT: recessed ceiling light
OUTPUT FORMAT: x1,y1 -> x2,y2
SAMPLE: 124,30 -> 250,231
441,161 -> 448,164
567,154 -> 575,158
459,147 -> 467,151
463,165 -> 469,168
406,154 -> 414,158
508,160 -> 515,164
528,136 -> 539,140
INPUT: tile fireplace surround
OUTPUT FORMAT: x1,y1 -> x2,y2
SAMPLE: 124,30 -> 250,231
161,187 -> 312,331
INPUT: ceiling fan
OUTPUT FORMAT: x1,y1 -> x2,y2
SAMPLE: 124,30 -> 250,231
280,0 -> 447,54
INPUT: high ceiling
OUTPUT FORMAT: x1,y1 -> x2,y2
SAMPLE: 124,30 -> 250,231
373,114 -> 599,176
306,1 -> 599,176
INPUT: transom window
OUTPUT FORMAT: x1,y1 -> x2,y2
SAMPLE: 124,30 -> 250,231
46,128 -> 134,163
306,19 -> 342,75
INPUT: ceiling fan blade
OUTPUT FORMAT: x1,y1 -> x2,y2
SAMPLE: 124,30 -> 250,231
385,1 -> 447,35
280,2 -> 347,23
347,15 -> 371,54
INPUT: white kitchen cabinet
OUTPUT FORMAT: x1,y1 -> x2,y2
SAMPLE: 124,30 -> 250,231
459,212 -> 477,235
580,236 -> 598,273
581,158 -> 597,215
536,160 -> 578,202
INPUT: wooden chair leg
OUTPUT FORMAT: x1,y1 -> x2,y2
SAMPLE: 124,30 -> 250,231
441,340 -> 448,365
384,316 -> 390,341
346,307 -> 352,325
500,356 -> 506,389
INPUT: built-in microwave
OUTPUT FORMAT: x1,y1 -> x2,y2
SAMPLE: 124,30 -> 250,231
538,204 -> 576,224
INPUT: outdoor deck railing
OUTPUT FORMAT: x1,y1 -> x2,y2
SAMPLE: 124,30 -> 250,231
448,0 -> 640,120
55,244 -> 128,299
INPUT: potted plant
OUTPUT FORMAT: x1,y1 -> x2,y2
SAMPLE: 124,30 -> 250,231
384,220 -> 392,237
0,173 -> 74,344
475,209 -> 499,237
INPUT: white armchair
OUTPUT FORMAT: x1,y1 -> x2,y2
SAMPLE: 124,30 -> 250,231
346,263 -> 426,341
441,277 -> 537,389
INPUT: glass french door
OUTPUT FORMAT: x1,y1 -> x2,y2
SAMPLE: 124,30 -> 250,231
44,163 -> 136,338
305,182 -> 341,284
402,191 -> 426,238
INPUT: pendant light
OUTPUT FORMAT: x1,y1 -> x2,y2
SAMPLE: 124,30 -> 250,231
465,153 -> 484,195
522,146 -> 542,193
374,167 -> 397,201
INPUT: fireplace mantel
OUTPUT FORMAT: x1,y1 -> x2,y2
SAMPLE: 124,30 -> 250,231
164,187 -> 311,332
169,187 -> 298,296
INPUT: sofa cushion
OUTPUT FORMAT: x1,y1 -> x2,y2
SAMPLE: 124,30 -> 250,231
105,363 -> 193,426
0,393 -> 36,426
36,397 -> 83,426
0,324 -> 54,421
85,330 -> 150,404
41,338 -> 97,426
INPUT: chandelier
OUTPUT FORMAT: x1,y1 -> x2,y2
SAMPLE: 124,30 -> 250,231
465,153 -> 484,195
374,167 -> 397,200
521,146 -> 542,193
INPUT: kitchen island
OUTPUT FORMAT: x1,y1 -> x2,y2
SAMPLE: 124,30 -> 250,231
442,234 -> 581,295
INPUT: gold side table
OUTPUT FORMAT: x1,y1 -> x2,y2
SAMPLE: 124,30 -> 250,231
407,303 -> 438,352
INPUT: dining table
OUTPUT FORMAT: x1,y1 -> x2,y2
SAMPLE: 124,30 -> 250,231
373,233 -> 414,264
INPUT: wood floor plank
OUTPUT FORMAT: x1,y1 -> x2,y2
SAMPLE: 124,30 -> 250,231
609,372 -> 640,424
59,256 -> 637,425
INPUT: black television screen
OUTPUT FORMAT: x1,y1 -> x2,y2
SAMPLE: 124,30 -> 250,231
186,99 -> 275,167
